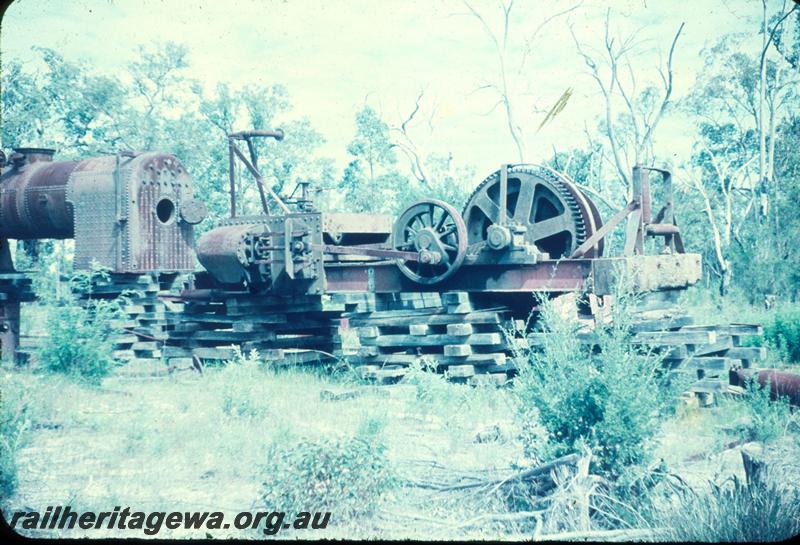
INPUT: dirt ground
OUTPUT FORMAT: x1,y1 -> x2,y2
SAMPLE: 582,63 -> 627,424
4,357 -> 797,541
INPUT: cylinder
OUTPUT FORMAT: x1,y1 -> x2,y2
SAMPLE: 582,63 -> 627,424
196,223 -> 270,286
0,148 -> 90,239
732,367 -> 800,407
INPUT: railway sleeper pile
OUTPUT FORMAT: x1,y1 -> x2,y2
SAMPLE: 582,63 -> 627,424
347,291 -> 519,386
72,279 -> 764,402
347,289 -> 764,398
527,289 -> 764,398
159,291 -> 455,368
80,273 -> 188,373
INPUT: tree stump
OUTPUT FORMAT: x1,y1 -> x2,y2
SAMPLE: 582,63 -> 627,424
741,443 -> 766,487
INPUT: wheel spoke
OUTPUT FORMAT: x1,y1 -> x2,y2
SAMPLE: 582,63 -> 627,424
513,180 -> 536,223
441,224 -> 457,236
529,214 -> 572,241
474,193 -> 501,224
435,209 -> 448,231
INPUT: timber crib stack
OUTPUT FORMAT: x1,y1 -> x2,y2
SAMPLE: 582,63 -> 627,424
526,289 -> 765,401
160,292 -> 390,367
347,289 -> 765,401
346,291 -> 521,385
82,273 -> 187,371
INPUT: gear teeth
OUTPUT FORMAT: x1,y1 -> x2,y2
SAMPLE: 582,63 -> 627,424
461,164 -> 593,253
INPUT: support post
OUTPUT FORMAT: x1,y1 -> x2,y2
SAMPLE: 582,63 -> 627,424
624,166 -> 646,255
499,163 -> 509,225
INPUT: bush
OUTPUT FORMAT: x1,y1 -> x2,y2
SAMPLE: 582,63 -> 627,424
736,377 -> 795,444
764,308 -> 800,364
35,266 -> 128,384
260,434 -> 396,520
661,477 -> 800,542
0,387 -> 29,498
512,292 -> 682,480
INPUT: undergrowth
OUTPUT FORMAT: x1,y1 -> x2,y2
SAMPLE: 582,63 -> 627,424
512,289 -> 683,482
0,383 -> 30,499
660,477 -> 800,542
724,377 -> 797,444
34,264 -> 130,384
260,432 -> 396,522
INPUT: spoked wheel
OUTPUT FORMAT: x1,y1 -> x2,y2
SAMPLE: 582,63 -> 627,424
392,199 -> 467,285
462,164 -> 603,258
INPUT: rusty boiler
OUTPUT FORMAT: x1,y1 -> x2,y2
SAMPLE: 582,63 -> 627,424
0,147 -> 207,273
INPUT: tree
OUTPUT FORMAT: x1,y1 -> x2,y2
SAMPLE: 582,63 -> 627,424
756,0 -> 800,216
338,105 -> 409,213
680,1 -> 799,297
571,9 -> 684,200
463,0 -> 581,162
1,42 -> 333,233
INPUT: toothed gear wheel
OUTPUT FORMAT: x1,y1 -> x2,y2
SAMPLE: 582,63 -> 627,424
461,164 -> 603,258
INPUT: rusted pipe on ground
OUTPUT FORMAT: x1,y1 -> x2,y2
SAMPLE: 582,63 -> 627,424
731,367 -> 800,407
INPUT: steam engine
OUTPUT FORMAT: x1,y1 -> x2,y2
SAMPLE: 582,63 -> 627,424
0,147 -> 208,360
0,147 -> 207,273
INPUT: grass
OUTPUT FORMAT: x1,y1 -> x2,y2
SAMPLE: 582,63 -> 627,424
0,384 -> 29,498
658,476 -> 800,542
3,287 -> 800,539
0,355 -> 521,539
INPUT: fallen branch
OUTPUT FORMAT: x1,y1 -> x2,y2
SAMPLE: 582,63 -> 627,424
535,527 -> 668,542
409,452 -> 581,493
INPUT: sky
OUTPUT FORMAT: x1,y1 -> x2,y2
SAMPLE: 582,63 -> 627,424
0,0 -> 766,178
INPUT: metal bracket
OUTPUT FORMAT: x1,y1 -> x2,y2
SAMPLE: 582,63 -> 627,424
284,218 -> 295,280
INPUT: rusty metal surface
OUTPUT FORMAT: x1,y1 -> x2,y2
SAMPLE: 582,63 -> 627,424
732,367 -> 800,407
323,259 -> 592,293
196,223 -> 271,286
1,148 -> 203,273
392,199 -> 468,285
0,150 -> 81,239
462,165 -> 602,259
67,152 -> 201,273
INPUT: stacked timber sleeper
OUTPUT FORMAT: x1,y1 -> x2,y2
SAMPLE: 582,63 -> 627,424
79,273 -> 187,372
88,278 -> 763,399
347,292 -> 520,386
160,292 -> 380,366
347,289 -> 764,395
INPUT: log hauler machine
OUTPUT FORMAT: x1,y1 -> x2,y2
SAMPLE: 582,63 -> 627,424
0,132 -> 779,402
0,147 -> 207,361
160,129 -> 767,400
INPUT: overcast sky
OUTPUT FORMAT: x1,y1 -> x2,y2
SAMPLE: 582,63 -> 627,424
1,0 -> 764,177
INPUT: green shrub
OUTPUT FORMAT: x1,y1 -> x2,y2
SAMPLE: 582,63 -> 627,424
737,377 -> 795,444
0,387 -> 29,498
35,266 -> 128,384
764,308 -> 800,363
512,292 -> 682,480
661,477 -> 800,542
260,434 -> 396,520
403,358 -> 453,404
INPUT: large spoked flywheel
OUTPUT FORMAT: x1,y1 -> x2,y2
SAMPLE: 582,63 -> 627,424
462,165 -> 603,258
